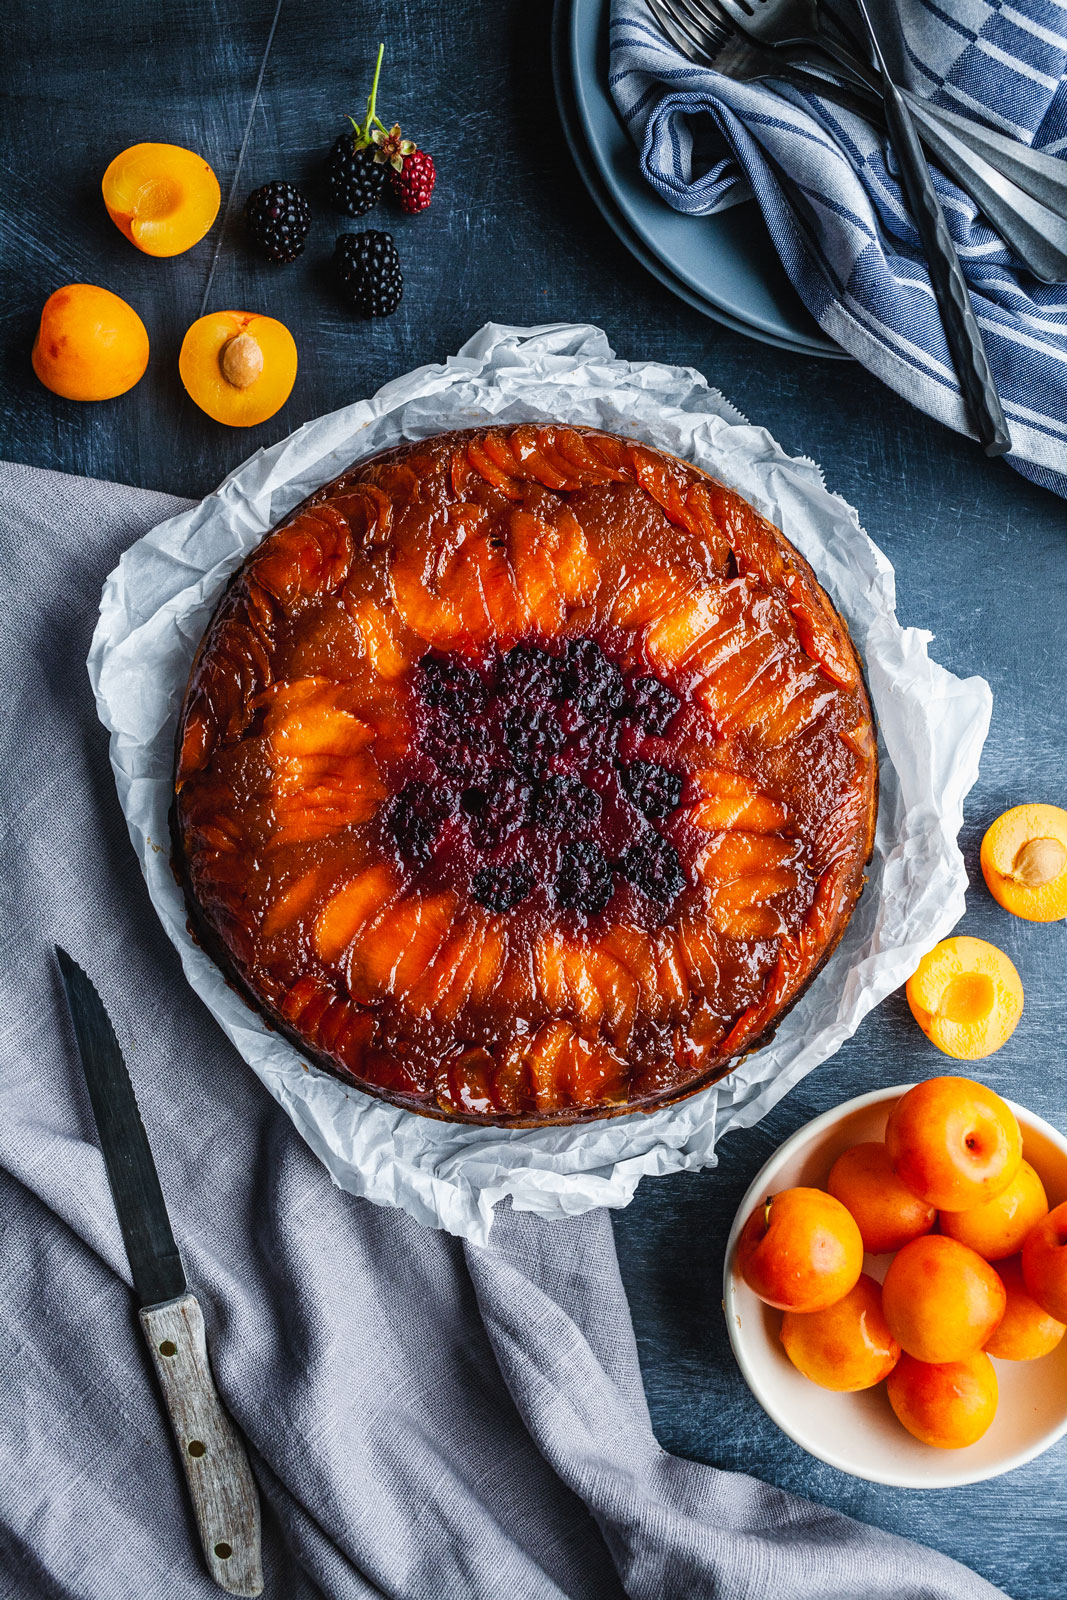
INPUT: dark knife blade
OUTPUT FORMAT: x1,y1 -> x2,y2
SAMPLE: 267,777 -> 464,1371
56,947 -> 187,1309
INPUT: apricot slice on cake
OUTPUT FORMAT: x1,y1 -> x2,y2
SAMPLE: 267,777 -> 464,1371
179,312 -> 297,426
905,936 -> 1023,1060
102,142 -> 220,256
980,804 -> 1067,922
32,284 -> 148,401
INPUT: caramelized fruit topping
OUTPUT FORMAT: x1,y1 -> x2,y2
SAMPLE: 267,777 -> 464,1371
174,425 -> 877,1124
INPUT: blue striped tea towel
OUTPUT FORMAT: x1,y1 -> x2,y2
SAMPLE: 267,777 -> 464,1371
609,0 -> 1067,495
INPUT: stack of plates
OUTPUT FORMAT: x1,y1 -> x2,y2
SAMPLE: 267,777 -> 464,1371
552,0 -> 845,358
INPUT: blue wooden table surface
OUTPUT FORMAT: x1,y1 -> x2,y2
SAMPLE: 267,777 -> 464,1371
3,3 -> 1066,1596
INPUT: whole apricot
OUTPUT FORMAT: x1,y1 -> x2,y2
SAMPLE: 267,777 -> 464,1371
882,1235 -> 1006,1362
735,1187 -> 863,1313
179,311 -> 297,427
827,1141 -> 936,1254
885,1075 -> 1022,1211
940,1159 -> 1048,1261
905,936 -> 1023,1060
887,1352 -> 998,1449
780,1272 -> 900,1391
102,142 -> 220,256
1021,1200 -> 1067,1323
986,1256 -> 1066,1360
32,285 -> 149,402
981,804 -> 1067,923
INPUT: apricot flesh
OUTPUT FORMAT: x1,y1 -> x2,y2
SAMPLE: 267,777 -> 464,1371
179,312 -> 297,427
1021,1199 -> 1067,1323
735,1186 -> 863,1313
940,1159 -> 1048,1261
780,1272 -> 900,1391
32,284 -> 148,401
887,1351 -> 998,1449
881,1235 -> 1005,1363
103,142 -> 220,256
986,1256 -> 1066,1360
981,804 -> 1067,923
885,1074 -> 1022,1211
906,936 -> 1023,1060
826,1141 -> 936,1255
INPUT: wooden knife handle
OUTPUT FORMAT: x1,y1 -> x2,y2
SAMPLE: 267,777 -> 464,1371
140,1293 -> 263,1596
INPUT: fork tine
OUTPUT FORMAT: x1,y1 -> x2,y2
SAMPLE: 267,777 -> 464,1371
670,0 -> 735,52
644,0 -> 715,62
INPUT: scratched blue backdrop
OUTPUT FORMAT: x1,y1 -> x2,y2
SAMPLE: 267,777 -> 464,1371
3,3 -> 1067,1596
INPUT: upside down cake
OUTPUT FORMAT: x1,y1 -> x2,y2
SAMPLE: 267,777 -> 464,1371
174,425 -> 877,1126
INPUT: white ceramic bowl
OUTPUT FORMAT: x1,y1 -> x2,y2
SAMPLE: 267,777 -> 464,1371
723,1085 -> 1067,1487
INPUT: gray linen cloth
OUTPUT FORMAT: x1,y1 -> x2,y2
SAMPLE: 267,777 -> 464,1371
0,460 -> 1008,1600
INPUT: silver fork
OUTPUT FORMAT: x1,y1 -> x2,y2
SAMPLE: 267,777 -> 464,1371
646,0 -> 1067,281
703,0 -> 1067,212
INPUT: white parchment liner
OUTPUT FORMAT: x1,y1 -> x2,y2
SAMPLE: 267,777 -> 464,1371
90,323 -> 991,1245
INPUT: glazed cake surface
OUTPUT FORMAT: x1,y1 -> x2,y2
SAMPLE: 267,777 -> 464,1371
174,425 -> 877,1125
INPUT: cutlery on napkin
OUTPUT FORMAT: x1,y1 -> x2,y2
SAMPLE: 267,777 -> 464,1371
56,948 -> 263,1597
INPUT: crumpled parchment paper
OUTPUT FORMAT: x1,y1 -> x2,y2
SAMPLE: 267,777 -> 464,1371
89,322 -> 991,1245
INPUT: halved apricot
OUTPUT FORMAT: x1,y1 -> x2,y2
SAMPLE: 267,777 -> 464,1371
32,284 -> 149,401
905,936 -> 1023,1060
102,143 -> 220,256
980,804 -> 1067,923
179,311 -> 297,427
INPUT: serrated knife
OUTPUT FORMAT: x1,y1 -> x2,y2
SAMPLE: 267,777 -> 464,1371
56,947 -> 263,1596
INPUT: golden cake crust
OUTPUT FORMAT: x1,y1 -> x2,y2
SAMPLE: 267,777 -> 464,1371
174,425 -> 877,1125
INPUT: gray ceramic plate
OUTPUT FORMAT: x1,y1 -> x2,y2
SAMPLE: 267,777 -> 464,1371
559,0 -> 844,357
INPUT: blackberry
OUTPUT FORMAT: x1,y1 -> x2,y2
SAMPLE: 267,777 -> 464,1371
334,231 -> 403,317
462,774 -> 532,849
502,703 -> 564,767
324,44 -> 393,217
532,774 -> 601,831
555,840 -> 615,917
495,643 -> 559,703
423,718 -> 493,783
420,653 -> 487,716
618,834 -> 686,905
471,860 -> 534,913
559,639 -> 625,718
627,675 -> 680,737
244,181 -> 312,263
388,781 -> 448,864
323,133 -> 388,216
618,759 -> 683,820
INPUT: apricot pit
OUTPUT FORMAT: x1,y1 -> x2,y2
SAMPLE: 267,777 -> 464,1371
981,804 -> 1067,922
103,143 -> 220,257
179,312 -> 297,427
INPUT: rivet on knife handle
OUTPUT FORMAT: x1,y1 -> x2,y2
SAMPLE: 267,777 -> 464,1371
140,1293 -> 264,1597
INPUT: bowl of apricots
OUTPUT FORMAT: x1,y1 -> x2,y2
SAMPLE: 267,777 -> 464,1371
725,1076 -> 1067,1486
